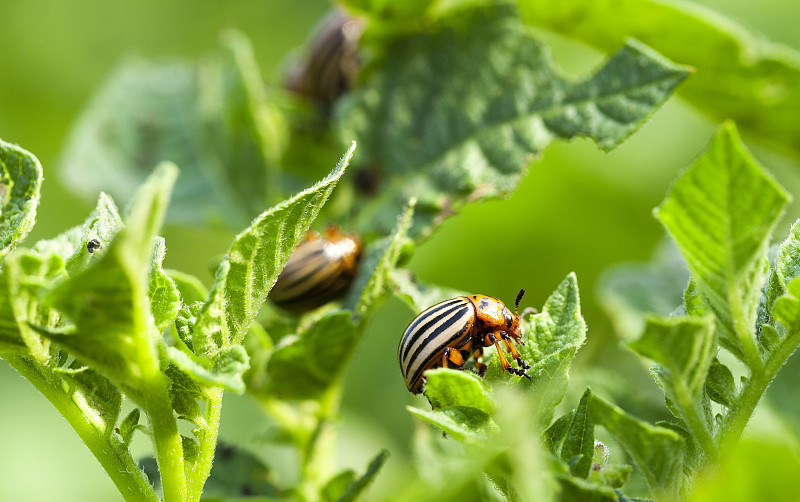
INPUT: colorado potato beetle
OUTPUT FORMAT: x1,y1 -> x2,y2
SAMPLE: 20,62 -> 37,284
398,290 -> 531,394
269,225 -> 362,312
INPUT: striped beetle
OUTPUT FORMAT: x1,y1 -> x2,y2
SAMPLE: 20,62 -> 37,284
398,290 -> 531,394
269,225 -> 362,312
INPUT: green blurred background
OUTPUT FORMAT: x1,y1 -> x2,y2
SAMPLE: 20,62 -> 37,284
2,1 -> 800,500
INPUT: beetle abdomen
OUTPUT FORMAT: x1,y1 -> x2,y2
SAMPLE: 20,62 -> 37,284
398,297 -> 475,394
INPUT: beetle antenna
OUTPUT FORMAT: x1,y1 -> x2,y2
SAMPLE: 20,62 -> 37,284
515,289 -> 525,316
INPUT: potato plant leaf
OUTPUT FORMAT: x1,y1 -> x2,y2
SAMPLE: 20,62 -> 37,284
148,237 -> 181,332
519,0 -> 800,159
655,122 -> 789,364
339,5 -> 690,238
629,315 -> 716,405
0,139 -> 43,261
560,389 -> 595,479
590,394 -> 685,501
331,449 -> 389,502
488,273 -> 586,430
193,144 -> 354,357
59,31 -> 284,228
42,163 -> 177,397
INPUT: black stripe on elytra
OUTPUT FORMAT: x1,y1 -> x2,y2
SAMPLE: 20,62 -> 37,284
404,305 -> 471,375
400,300 -> 467,363
407,315 -> 473,386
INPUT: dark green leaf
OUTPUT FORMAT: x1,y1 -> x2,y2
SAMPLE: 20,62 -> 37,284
0,139 -> 43,261
165,364 -> 204,425
544,411 -> 574,454
265,311 -> 358,400
590,394 -> 685,501
655,122 -> 789,360
202,443 -> 282,499
561,389 -> 595,479
520,0 -> 800,159
323,470 -> 357,502
120,408 -> 141,447
42,163 -> 177,395
705,359 -> 736,407
193,144 -> 353,356
198,30 -> 286,222
340,5 -> 689,238
332,449 -> 389,502
629,315 -> 716,404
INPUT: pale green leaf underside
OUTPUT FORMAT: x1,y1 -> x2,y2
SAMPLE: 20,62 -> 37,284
340,5 -> 689,237
407,405 -> 498,441
655,122 -> 789,357
193,143 -> 354,357
590,394 -> 685,500
0,139 -> 43,261
630,315 -> 716,402
520,0 -> 800,159
423,368 -> 495,415
44,164 -> 178,390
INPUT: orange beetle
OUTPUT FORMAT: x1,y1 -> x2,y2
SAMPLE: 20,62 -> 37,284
398,290 -> 531,394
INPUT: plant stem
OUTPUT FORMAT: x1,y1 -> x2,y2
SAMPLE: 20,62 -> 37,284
298,386 -> 342,502
144,377 -> 187,502
186,386 -> 224,502
717,328 -> 800,452
673,381 -> 718,462
5,355 -> 160,502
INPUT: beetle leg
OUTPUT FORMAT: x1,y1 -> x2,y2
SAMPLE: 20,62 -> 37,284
442,347 -> 465,368
499,332 -> 530,371
495,332 -> 531,378
473,347 -> 487,377
487,333 -> 513,373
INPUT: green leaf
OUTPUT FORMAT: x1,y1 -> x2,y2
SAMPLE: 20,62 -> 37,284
705,358 -> 736,407
590,394 -> 685,501
42,163 -> 178,394
629,315 -> 716,404
342,200 -> 414,317
2,251 -> 67,361
166,345 -> 250,394
519,0 -> 800,160
339,5 -> 689,238
193,143 -> 353,357
764,220 -> 800,320
61,365 -> 123,436
331,449 -> 389,502
264,311 -> 358,400
148,237 -> 181,332
165,364 -> 204,426
772,276 -> 800,334
407,405 -> 498,441
198,30 -> 286,222
120,408 -> 141,447
654,122 -> 789,363
0,139 -> 43,261
191,443 -> 282,499
59,31 -> 285,228
544,411 -> 574,454
597,239 -> 689,341
556,476 -> 618,502
490,273 -> 585,429
33,193 -> 123,275
561,389 -> 595,479
423,368 -> 495,415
